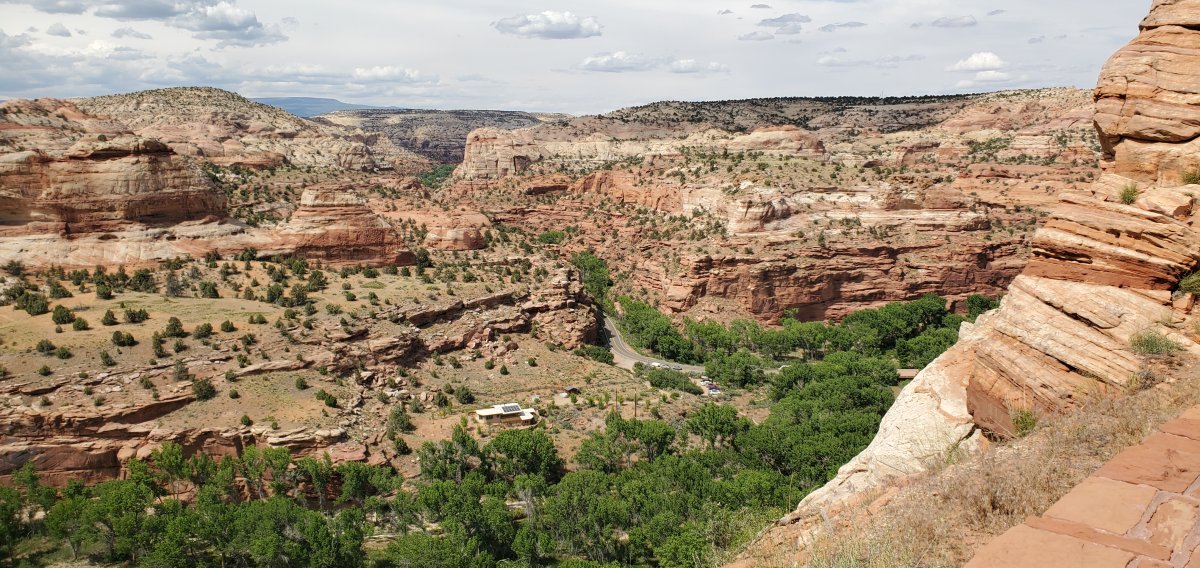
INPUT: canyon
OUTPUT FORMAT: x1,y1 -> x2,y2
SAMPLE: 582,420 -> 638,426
734,1 -> 1200,564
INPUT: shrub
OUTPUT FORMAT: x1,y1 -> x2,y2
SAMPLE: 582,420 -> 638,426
193,323 -> 213,339
100,350 -> 116,367
228,388 -> 240,399
199,281 -> 220,299
433,392 -> 450,408
386,405 -> 415,437
394,437 -> 412,455
1179,272 -> 1200,295
55,346 -> 72,360
220,320 -> 236,333
192,378 -> 216,400
95,283 -> 113,300
484,359 -> 495,370
1184,168 -> 1200,185
111,331 -> 136,347
140,376 -> 154,389
123,308 -> 149,323
163,317 -> 187,338
1011,409 -> 1038,437
575,345 -> 615,365
295,376 -> 309,390
1130,329 -> 1180,357
499,365 -> 509,375
1120,183 -> 1140,205
37,365 -> 52,376
101,309 -> 118,326
240,414 -> 253,426
51,305 -> 76,325
455,387 -> 476,404
173,360 -> 192,381
36,339 -> 56,355
72,317 -> 89,331
16,291 -> 49,316
315,389 -> 338,408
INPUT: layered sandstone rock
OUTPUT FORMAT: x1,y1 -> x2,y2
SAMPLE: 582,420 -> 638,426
740,3 -> 1200,563
74,88 -> 429,171
256,188 -> 414,266
0,99 -> 226,236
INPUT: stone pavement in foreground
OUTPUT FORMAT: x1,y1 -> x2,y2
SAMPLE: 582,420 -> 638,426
967,406 -> 1200,568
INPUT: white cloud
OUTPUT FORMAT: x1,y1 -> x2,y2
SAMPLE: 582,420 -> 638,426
931,15 -> 977,28
579,51 -> 658,72
112,27 -> 152,39
819,21 -> 866,32
973,70 -> 1011,82
669,59 -> 730,74
738,31 -> 774,41
493,11 -> 602,39
718,9 -> 734,15
351,66 -> 431,83
775,23 -> 804,35
578,52 -> 729,74
818,54 -> 924,68
758,13 -> 810,27
45,22 -> 71,36
0,0 -> 88,14
947,52 -> 1007,72
750,4 -> 771,9
988,9 -> 1006,16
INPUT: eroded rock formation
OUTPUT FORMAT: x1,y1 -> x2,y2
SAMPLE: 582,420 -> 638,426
736,2 -> 1200,563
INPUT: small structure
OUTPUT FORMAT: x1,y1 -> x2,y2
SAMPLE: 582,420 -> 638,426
474,403 -> 538,428
563,386 -> 582,395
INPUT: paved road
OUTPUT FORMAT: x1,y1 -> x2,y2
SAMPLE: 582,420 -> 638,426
602,317 -> 706,374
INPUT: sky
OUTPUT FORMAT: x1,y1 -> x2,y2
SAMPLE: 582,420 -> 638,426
0,0 -> 1151,114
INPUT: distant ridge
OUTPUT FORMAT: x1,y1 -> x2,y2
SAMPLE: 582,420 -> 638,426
253,97 -> 384,117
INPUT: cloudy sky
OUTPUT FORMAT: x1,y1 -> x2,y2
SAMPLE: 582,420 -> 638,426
0,0 -> 1150,114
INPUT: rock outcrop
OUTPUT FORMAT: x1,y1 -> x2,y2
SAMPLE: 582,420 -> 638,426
0,99 -> 225,236
738,2 -> 1200,563
320,108 -> 557,164
255,188 -> 414,266
457,89 -> 1099,321
73,88 -> 408,170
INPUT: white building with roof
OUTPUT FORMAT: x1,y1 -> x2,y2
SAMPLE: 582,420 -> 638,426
474,403 -> 538,427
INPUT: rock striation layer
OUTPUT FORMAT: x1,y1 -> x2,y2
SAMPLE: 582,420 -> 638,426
736,2 -> 1200,564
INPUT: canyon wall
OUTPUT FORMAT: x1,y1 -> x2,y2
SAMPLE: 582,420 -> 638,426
455,90 -> 1098,321
737,1 -> 1200,563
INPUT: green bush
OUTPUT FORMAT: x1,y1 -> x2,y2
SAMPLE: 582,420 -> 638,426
220,320 -> 236,333
72,317 -> 89,331
1120,183 -> 1140,205
101,309 -> 118,326
1179,272 -> 1200,295
574,345 -> 615,365
1130,329 -> 1180,357
192,378 -> 216,400
51,305 -> 75,325
1011,409 -> 1038,437
1184,168 -> 1200,185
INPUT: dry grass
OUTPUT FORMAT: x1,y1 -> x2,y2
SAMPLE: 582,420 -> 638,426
803,356 -> 1200,568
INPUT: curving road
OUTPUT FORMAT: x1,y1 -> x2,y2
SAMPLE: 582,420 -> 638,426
602,316 -> 706,374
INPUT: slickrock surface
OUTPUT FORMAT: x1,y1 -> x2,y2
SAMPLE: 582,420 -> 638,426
967,406 -> 1200,568
735,1 -> 1200,563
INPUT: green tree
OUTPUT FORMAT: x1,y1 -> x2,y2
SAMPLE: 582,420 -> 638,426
487,428 -> 565,483
685,404 -> 748,449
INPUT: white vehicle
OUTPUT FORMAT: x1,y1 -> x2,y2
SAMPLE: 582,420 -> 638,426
650,362 -> 664,369
709,389 -> 722,395
671,365 -> 683,371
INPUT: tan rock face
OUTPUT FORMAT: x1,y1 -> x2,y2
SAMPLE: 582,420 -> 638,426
73,88 -> 415,171
0,99 -> 226,236
741,1 -> 1200,562
255,188 -> 414,266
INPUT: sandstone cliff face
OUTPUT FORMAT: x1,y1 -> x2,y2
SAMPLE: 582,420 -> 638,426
320,108 -> 554,164
741,2 -> 1200,562
253,188 -> 415,267
0,99 -> 226,236
457,90 -> 1098,322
